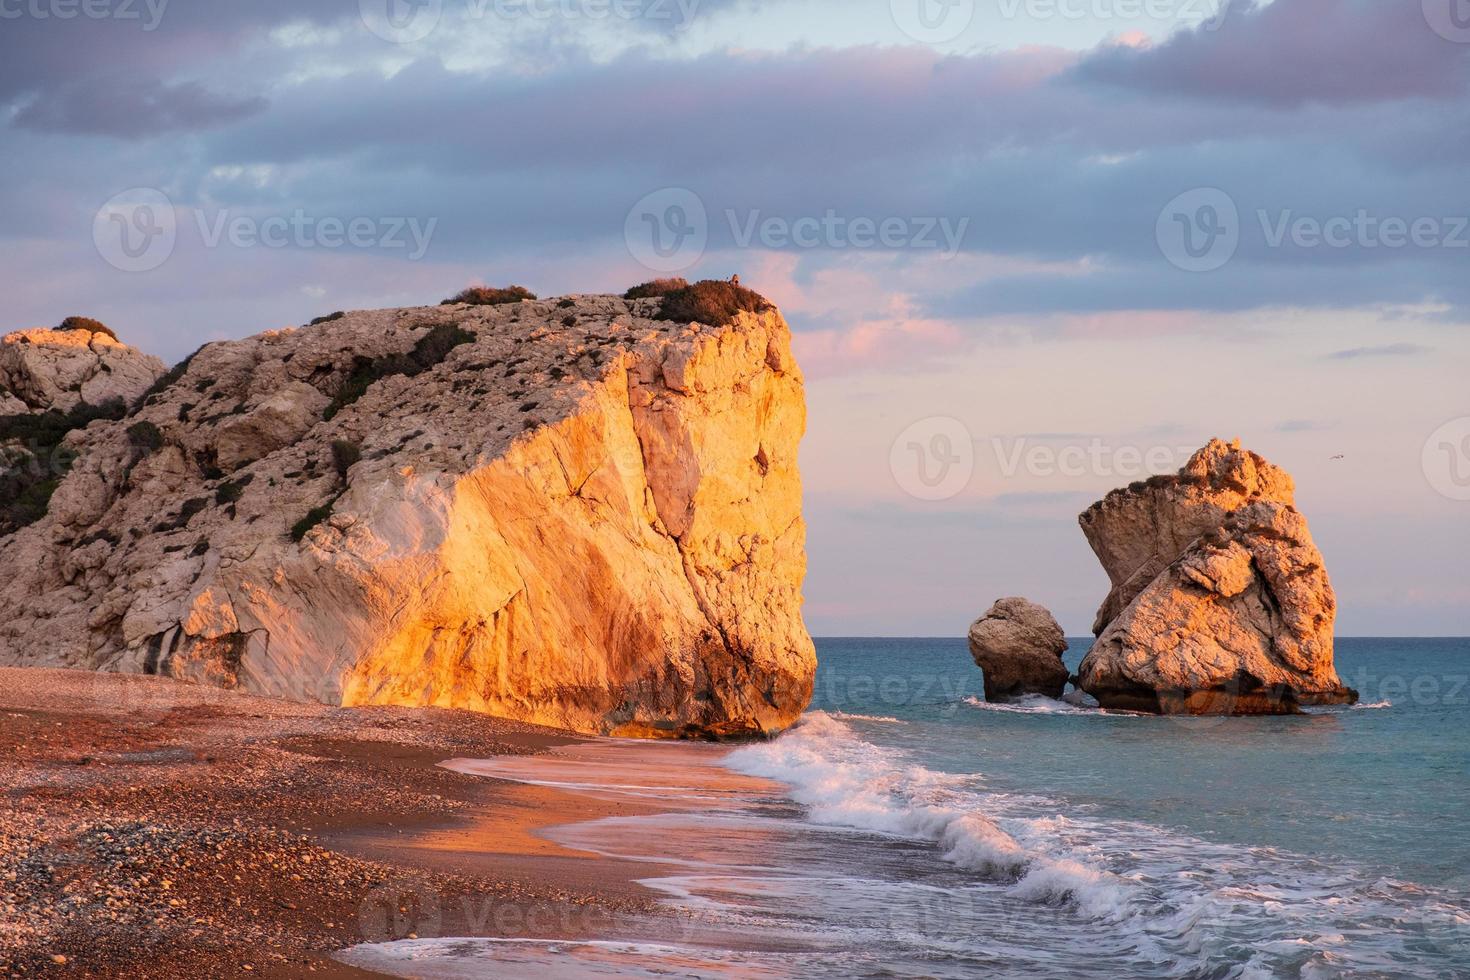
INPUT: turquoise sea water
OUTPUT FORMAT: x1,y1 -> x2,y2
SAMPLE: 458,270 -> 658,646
808,637 -> 1470,892
342,637 -> 1470,979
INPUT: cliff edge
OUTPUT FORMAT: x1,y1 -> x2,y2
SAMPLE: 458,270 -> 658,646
0,288 -> 816,738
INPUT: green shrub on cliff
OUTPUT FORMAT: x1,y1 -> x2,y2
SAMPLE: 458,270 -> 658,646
623,278 -> 688,300
133,345 -> 205,413
441,285 -> 536,306
126,420 -> 164,454
323,323 -> 475,421
0,398 -> 128,535
57,316 -> 118,341
291,500 -> 336,542
654,280 -> 773,327
330,440 -> 361,478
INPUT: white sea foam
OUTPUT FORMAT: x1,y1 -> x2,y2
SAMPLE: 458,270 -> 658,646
723,711 -> 1135,917
338,938 -> 824,979
721,710 -> 1470,974
421,707 -> 1470,977
1351,699 -> 1393,710
960,693 -> 1149,716
826,710 -> 905,724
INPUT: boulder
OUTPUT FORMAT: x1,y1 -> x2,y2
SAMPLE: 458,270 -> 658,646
0,293 -> 816,739
1076,440 -> 1356,714
967,597 -> 1070,701
1078,437 -> 1296,635
0,327 -> 165,414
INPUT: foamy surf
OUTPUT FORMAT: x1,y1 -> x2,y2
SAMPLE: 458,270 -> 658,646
724,712 -> 1134,917
720,710 -> 1470,976
342,653 -> 1470,980
337,937 -> 833,979
959,693 -> 1152,716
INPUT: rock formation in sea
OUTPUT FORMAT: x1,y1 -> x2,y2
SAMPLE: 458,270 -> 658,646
967,597 -> 1070,701
0,284 -> 816,738
1076,438 -> 1357,714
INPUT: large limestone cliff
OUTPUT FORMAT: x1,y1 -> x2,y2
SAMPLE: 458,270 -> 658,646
1076,439 -> 1356,714
0,294 -> 816,737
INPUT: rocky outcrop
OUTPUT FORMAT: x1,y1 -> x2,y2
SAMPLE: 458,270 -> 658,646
1076,439 -> 1356,714
0,293 -> 816,738
1078,438 -> 1296,635
967,597 -> 1069,701
1,327 -> 166,414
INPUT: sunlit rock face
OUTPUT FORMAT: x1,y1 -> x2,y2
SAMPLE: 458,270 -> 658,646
1076,439 -> 1357,714
1,327 -> 165,413
0,296 -> 815,738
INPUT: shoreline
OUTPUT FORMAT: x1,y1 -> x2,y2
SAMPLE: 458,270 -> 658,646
0,668 -> 682,979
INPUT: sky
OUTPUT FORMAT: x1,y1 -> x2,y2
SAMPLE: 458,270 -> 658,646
0,0 -> 1467,635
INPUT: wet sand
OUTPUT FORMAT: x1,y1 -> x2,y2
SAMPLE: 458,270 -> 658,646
0,668 -> 672,978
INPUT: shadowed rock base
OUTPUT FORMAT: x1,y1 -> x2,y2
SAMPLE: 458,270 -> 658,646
1088,678 -> 1359,715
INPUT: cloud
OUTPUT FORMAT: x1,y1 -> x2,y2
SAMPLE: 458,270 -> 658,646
1326,342 -> 1432,360
1077,0 -> 1470,106
1275,419 -> 1336,433
15,78 -> 267,137
1,0 -> 1469,347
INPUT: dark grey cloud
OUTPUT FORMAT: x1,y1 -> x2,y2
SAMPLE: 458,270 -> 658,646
1326,342 -> 1433,361
1077,0 -> 1470,106
14,77 -> 267,137
0,1 -> 345,108
1,0 -> 1468,340
1275,420 -> 1336,433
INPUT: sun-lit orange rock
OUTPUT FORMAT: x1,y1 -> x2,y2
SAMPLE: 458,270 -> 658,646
1076,439 -> 1356,714
0,295 -> 815,738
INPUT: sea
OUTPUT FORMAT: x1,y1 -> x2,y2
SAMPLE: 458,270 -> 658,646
339,637 -> 1470,979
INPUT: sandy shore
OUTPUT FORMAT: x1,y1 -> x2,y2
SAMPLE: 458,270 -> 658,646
0,668 -> 669,979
